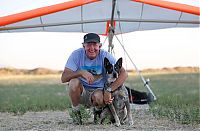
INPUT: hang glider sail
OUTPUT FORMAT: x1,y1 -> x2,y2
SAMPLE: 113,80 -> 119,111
0,0 -> 199,33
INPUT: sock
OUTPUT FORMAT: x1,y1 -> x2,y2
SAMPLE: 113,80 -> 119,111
72,104 -> 81,112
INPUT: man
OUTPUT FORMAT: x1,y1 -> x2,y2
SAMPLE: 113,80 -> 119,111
61,33 -> 128,123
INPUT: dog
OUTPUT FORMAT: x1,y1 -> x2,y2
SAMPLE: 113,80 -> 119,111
96,57 -> 133,126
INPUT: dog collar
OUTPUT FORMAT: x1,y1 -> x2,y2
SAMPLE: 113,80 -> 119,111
105,87 -> 112,93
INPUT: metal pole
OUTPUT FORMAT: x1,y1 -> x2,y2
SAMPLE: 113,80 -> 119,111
108,0 -> 116,53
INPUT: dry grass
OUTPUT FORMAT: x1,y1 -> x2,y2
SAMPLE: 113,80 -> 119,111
128,66 -> 199,76
0,66 -> 199,76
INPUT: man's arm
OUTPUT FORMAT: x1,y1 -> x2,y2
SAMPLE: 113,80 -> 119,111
61,67 -> 95,84
61,68 -> 81,83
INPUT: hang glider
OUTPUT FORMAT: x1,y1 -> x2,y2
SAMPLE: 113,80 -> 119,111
0,0 -> 199,34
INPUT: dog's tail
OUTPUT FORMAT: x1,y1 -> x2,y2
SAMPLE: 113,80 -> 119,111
125,86 -> 153,104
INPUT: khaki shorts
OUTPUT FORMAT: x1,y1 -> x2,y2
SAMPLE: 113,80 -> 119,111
80,88 -> 96,108
66,84 -> 101,108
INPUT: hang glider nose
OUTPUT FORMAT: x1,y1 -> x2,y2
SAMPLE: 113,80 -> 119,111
0,0 -> 199,33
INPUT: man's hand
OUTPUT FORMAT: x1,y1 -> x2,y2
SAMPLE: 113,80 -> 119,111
104,91 -> 114,104
79,70 -> 94,84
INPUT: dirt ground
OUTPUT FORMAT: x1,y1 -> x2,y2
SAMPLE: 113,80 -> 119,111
0,105 -> 199,131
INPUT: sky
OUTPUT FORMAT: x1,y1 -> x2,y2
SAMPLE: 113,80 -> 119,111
0,27 -> 199,70
0,0 -> 199,70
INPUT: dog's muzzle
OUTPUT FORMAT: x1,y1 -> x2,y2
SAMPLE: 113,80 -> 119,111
107,74 -> 116,83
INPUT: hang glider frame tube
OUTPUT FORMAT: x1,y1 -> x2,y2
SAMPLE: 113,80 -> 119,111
0,18 -> 199,31
108,0 -> 116,52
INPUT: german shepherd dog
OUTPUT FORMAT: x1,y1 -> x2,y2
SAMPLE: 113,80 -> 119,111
97,57 -> 133,126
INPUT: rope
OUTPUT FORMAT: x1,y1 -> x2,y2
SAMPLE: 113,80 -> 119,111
114,35 -> 156,100
116,3 -> 128,70
116,1 -> 132,103
115,1 -> 156,101
102,35 -> 108,47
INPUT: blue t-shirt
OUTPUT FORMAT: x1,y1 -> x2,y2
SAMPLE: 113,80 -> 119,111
65,48 -> 116,89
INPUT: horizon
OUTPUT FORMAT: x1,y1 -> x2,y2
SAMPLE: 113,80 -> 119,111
0,65 -> 199,75
0,64 -> 199,71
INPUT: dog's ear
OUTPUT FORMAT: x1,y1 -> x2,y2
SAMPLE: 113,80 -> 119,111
116,57 -> 123,69
104,57 -> 111,68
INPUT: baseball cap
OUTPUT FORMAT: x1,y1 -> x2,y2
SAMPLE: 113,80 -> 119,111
83,33 -> 100,44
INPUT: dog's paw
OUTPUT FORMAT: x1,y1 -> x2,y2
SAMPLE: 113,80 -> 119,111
115,122 -> 121,127
128,120 -> 134,126
121,121 -> 125,125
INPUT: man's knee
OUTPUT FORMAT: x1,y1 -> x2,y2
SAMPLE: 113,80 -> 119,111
69,78 -> 82,92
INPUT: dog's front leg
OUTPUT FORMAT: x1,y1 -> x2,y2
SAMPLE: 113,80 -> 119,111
108,104 -> 121,126
93,108 -> 101,124
98,107 -> 111,124
125,101 -> 133,125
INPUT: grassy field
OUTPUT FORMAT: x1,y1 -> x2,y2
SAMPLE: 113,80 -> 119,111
0,73 -> 199,124
126,73 -> 200,124
0,75 -> 71,114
